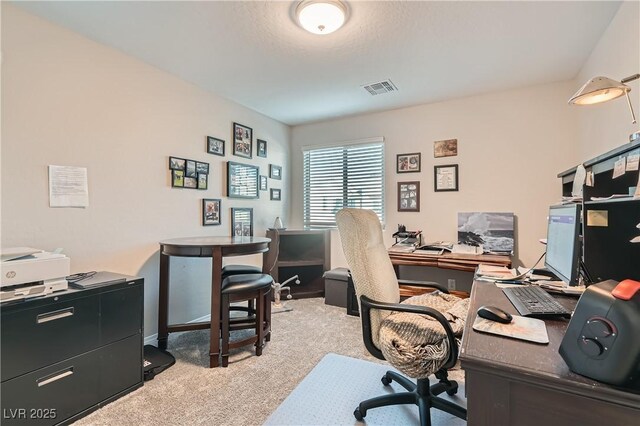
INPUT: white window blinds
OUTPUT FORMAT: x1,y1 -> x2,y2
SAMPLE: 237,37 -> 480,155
303,142 -> 385,229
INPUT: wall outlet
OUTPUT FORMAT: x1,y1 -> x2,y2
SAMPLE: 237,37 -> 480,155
447,279 -> 456,291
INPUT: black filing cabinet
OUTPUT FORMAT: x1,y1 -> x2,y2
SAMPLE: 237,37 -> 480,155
1,275 -> 144,425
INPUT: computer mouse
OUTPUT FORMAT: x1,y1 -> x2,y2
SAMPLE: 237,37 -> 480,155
477,305 -> 513,324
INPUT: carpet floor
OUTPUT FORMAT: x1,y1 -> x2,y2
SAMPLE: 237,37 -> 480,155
75,298 -> 464,425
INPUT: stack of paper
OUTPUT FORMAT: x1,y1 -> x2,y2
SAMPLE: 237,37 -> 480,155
476,264 -> 518,280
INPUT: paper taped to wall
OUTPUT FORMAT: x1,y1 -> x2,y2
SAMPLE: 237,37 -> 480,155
48,165 -> 89,208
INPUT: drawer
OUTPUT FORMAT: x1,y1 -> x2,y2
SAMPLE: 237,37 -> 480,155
1,296 -> 100,382
1,335 -> 142,426
100,284 -> 143,345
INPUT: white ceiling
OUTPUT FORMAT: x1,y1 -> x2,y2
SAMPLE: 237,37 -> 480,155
14,1 -> 621,126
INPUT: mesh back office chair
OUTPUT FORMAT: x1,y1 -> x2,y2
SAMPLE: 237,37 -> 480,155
336,208 -> 468,426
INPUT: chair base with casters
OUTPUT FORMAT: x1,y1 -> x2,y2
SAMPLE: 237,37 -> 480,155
220,274 -> 272,367
354,370 -> 465,426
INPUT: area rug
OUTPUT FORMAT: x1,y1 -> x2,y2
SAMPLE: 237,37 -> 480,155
264,353 -> 466,425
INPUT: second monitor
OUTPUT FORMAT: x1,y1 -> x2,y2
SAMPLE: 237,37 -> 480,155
545,203 -> 582,286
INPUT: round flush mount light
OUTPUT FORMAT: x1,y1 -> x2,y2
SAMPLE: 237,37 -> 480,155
296,0 -> 347,35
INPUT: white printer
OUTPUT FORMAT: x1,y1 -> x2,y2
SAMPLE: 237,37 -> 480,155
1,247 -> 70,302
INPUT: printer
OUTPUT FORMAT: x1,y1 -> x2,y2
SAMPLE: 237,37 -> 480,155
1,247 -> 70,302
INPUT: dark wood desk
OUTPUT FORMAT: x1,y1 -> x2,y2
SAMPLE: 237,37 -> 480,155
388,251 -> 511,273
158,236 -> 270,368
460,281 -> 640,426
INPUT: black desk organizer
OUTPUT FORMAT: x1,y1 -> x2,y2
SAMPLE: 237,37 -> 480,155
0,273 -> 144,425
558,138 -> 640,283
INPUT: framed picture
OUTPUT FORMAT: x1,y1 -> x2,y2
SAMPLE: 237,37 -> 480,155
227,161 -> 259,199
434,139 -> 458,158
169,156 -> 186,170
197,173 -> 208,190
233,122 -> 252,159
184,176 -> 197,189
257,139 -> 267,158
231,207 -> 253,237
269,164 -> 282,180
397,181 -> 420,212
397,153 -> 421,173
458,212 -> 514,254
172,170 -> 184,187
270,188 -> 281,201
196,162 -> 209,175
207,136 -> 225,156
434,164 -> 459,192
202,199 -> 221,226
259,175 -> 268,191
186,160 -> 197,178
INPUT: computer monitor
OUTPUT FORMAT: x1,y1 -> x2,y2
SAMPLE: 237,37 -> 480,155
545,203 -> 581,286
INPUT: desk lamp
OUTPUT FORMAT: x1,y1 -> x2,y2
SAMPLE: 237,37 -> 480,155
569,73 -> 640,142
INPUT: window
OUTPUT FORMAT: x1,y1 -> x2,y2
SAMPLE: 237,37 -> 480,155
303,140 -> 385,229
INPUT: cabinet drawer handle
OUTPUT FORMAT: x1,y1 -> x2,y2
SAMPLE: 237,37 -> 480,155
36,307 -> 74,324
37,367 -> 74,387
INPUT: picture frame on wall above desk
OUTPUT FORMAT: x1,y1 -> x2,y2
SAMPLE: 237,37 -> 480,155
398,181 -> 420,212
434,164 -> 459,192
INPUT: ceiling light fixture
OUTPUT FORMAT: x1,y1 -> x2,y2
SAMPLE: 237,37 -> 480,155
296,0 -> 347,35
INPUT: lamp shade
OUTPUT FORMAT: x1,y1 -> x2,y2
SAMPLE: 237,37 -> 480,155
568,76 -> 630,105
296,1 -> 346,35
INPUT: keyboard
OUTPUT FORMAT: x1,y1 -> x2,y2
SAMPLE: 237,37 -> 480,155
502,285 -> 572,318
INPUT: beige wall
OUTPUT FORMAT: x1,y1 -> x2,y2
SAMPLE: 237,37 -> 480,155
291,81 -> 580,272
574,1 -> 640,159
1,6 -> 290,338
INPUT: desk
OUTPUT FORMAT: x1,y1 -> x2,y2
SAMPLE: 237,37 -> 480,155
460,281 -> 640,425
388,251 -> 511,273
158,236 -> 270,368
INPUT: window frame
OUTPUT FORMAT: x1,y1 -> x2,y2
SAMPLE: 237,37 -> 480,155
302,137 -> 385,229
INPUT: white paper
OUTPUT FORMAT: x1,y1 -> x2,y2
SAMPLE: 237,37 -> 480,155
571,164 -> 586,197
631,236 -> 640,243
586,170 -> 594,187
436,167 -> 457,190
48,165 -> 89,207
626,153 -> 639,171
612,157 -> 626,179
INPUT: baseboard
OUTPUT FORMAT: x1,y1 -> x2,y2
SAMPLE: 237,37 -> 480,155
143,313 -> 212,346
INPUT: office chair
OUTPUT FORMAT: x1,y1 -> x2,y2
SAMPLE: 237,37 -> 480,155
336,208 -> 468,426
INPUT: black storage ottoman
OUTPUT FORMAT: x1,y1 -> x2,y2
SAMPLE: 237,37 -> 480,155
323,267 -> 350,308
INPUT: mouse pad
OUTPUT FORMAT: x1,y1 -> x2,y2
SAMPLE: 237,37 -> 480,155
472,315 -> 549,344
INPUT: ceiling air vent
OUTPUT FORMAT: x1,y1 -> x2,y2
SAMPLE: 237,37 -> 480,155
363,79 -> 398,96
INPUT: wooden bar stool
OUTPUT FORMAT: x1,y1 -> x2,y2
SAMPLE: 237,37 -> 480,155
220,274 -> 273,367
221,264 -> 263,314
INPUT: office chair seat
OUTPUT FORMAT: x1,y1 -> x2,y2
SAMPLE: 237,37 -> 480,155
379,292 -> 469,378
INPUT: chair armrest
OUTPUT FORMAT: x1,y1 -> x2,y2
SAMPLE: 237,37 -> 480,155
360,295 -> 459,369
397,279 -> 449,294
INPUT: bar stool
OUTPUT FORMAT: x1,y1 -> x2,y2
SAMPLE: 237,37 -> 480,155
221,264 -> 262,280
221,264 -> 263,315
220,273 -> 273,367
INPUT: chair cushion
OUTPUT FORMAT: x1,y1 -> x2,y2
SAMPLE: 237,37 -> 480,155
378,291 -> 469,379
221,274 -> 273,294
221,264 -> 262,279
